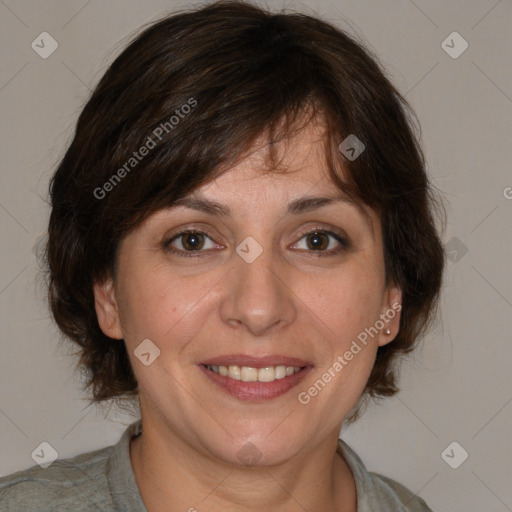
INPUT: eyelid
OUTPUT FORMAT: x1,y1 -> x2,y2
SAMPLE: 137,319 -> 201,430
164,223 -> 224,244
293,223 -> 348,242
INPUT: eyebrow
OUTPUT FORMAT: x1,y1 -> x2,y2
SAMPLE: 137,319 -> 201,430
173,193 -> 374,233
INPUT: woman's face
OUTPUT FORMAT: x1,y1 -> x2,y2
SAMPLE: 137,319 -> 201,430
94,120 -> 401,465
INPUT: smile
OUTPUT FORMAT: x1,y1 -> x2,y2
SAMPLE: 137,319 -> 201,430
199,363 -> 312,401
204,364 -> 302,382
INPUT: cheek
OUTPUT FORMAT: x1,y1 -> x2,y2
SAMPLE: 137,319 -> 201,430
301,261 -> 384,340
116,261 -> 223,347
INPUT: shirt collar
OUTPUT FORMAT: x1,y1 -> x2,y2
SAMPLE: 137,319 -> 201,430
107,418 -> 147,511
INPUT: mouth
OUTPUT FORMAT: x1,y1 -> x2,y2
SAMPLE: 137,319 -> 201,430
203,363 -> 303,382
198,355 -> 313,401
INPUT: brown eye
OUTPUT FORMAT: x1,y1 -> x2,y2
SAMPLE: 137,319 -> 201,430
292,229 -> 349,256
305,232 -> 329,250
164,230 -> 220,258
181,232 -> 205,251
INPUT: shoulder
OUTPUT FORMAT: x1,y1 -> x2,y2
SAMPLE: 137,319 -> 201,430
364,471 -> 433,511
0,444 -> 115,512
338,439 -> 433,512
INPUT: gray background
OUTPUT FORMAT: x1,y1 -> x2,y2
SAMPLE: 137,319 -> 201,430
1,0 -> 511,510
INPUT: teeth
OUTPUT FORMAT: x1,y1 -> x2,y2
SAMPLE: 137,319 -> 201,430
205,364 -> 302,382
228,365 -> 241,380
241,366 -> 257,382
274,365 -> 287,379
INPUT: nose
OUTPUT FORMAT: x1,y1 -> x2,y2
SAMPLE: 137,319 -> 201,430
219,241 -> 297,337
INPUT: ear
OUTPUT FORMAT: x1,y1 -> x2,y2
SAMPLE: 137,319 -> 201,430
377,283 -> 402,347
93,276 -> 123,340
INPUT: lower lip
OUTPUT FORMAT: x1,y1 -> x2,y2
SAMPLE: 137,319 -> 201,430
198,364 -> 313,401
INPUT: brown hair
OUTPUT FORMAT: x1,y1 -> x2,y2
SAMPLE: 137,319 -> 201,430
42,0 -> 445,419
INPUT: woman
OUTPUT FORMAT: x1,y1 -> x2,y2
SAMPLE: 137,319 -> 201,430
0,0 -> 445,510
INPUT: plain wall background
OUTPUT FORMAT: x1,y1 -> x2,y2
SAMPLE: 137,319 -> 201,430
0,1 -> 511,510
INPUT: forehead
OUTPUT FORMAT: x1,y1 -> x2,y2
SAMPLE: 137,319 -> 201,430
175,119 -> 375,234
193,118 -> 336,206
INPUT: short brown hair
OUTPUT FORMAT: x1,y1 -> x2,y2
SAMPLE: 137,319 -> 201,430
42,0 -> 445,418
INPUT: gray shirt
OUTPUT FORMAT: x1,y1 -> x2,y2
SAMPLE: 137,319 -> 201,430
0,419 -> 432,511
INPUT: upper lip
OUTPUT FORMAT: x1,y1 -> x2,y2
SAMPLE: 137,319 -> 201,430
199,354 -> 312,368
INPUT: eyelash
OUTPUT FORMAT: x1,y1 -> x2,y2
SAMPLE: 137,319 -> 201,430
163,227 -> 350,259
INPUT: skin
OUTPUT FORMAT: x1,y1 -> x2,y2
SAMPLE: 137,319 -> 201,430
93,118 -> 402,512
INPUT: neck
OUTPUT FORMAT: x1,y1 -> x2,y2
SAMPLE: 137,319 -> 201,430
129,422 -> 357,512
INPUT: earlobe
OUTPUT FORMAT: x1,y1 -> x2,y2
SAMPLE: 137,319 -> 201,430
93,277 -> 123,340
378,284 -> 403,347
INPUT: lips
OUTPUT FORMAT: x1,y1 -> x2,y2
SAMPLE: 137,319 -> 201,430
199,354 -> 312,368
198,354 -> 313,401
